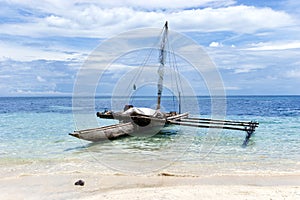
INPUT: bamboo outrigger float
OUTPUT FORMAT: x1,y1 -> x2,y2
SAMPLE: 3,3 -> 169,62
70,22 -> 259,146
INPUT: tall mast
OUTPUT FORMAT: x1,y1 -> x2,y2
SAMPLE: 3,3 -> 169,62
156,21 -> 168,110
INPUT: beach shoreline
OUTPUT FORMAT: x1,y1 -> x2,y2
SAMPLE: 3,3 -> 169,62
1,164 -> 299,200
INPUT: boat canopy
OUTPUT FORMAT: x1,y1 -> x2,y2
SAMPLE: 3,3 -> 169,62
123,107 -> 156,116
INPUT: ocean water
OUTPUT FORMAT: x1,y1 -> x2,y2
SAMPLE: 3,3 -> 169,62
0,96 -> 299,175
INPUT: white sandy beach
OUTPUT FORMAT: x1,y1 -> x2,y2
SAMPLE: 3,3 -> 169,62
1,163 -> 299,200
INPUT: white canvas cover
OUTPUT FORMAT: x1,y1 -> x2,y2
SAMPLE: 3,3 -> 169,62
123,107 -> 156,116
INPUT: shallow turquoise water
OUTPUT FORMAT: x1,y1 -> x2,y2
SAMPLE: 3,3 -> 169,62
0,96 -> 299,175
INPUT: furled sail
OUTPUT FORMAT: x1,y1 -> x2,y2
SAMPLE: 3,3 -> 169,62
156,21 -> 168,110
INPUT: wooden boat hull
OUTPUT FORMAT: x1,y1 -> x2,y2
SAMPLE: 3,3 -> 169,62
69,122 -> 135,142
69,116 -> 166,142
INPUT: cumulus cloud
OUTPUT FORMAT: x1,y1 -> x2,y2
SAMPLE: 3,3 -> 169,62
209,41 -> 223,47
0,2 -> 295,38
45,15 -> 73,28
7,0 -> 236,11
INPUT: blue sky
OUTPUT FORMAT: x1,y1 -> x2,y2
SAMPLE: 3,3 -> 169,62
0,0 -> 299,96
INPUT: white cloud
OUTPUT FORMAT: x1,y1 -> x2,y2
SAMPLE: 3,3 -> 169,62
233,65 -> 265,74
246,41 -> 300,51
225,86 -> 239,90
0,3 -> 295,38
7,0 -> 236,11
0,75 -> 11,78
45,15 -> 73,28
0,59 -> 77,96
0,40 -> 86,62
13,89 -> 71,96
209,41 -> 223,47
36,76 -> 46,82
286,69 -> 300,78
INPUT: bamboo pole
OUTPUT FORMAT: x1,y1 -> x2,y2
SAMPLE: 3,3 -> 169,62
168,120 -> 247,131
185,117 -> 259,126
167,112 -> 189,120
179,118 -> 258,127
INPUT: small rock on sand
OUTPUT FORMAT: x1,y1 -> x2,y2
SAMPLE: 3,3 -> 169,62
74,180 -> 85,186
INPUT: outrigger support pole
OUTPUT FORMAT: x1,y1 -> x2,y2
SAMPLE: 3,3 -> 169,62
242,121 -> 257,147
167,116 -> 259,147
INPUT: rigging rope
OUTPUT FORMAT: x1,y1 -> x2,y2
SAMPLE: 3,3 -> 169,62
126,25 -> 166,105
123,22 -> 183,113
